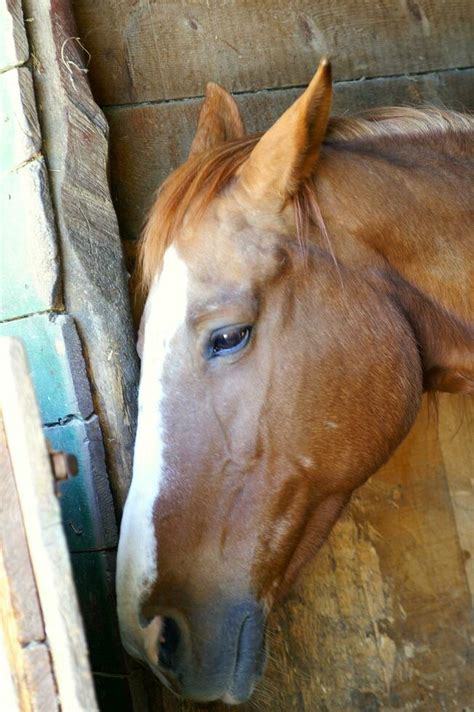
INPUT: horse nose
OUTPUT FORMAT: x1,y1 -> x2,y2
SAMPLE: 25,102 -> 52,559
158,616 -> 182,671
141,613 -> 186,676
141,600 -> 266,702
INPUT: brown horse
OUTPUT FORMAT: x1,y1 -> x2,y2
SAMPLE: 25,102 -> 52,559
116,60 -> 473,704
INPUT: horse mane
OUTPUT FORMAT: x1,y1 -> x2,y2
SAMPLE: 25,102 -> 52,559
135,105 -> 473,303
325,105 -> 472,141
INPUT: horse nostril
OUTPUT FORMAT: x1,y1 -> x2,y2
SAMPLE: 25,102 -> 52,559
158,616 -> 181,670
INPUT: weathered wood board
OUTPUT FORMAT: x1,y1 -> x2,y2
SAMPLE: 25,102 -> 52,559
23,0 -> 139,505
0,337 -> 98,711
105,67 -> 474,243
0,416 -> 57,712
438,396 -> 474,605
140,395 -> 473,712
0,0 -> 29,72
74,0 -> 474,106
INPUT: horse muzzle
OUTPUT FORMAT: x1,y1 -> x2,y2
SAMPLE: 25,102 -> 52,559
131,599 -> 266,703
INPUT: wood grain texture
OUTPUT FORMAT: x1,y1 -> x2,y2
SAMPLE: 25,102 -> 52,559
0,0 -> 29,72
0,337 -> 98,711
0,545 -> 32,712
0,413 -> 44,647
0,412 -> 58,711
23,0 -> 139,505
142,396 -> 473,712
0,621 -> 21,712
437,394 -> 474,606
104,67 -> 474,243
22,644 -> 59,712
0,66 -> 41,173
73,0 -> 474,106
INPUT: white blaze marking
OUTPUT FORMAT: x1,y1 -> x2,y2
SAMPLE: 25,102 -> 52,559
116,245 -> 189,663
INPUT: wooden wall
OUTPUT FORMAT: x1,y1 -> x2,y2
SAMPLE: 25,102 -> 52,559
74,0 -> 473,247
73,2 -> 473,710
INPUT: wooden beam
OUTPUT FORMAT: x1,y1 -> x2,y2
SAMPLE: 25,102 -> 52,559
23,0 -> 139,505
0,413 -> 59,712
438,393 -> 474,606
0,546 -> 31,712
73,0 -> 474,106
0,337 -> 98,711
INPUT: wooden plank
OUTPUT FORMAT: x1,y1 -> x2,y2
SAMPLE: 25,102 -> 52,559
147,396 -> 473,711
0,0 -> 29,72
0,337 -> 98,711
23,0 -> 139,506
0,413 -> 44,647
22,644 -> 59,712
0,411 -> 59,711
73,0 -> 474,106
0,546 -> 32,712
348,397 -> 473,711
437,393 -> 474,606
0,545 -> 59,712
0,621 -> 21,712
0,66 -> 41,174
104,67 -> 474,242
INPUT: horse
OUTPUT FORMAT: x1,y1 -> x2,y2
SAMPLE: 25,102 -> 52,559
116,59 -> 473,704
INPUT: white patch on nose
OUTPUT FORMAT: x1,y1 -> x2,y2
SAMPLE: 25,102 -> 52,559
116,245 -> 189,663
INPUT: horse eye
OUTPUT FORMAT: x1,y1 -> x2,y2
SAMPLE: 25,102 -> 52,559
209,325 -> 252,358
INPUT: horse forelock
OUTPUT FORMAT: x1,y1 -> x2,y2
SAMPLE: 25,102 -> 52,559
136,135 -> 259,303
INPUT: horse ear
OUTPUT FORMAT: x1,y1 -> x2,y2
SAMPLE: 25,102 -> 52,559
238,59 -> 332,209
189,82 -> 245,157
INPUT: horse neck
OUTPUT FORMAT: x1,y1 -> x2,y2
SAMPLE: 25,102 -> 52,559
316,134 -> 473,393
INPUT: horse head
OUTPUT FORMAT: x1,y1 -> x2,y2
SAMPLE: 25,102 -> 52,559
116,60 -> 423,703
